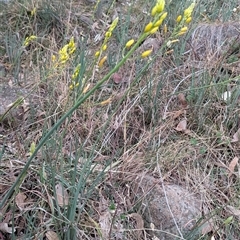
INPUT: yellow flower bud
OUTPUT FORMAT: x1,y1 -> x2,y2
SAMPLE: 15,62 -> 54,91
98,56 -> 107,68
105,31 -> 112,38
160,12 -> 168,21
154,12 -> 168,27
164,24 -> 167,34
150,26 -> 159,34
176,15 -> 182,23
24,35 -> 37,46
109,17 -> 119,32
177,32 -> 186,36
180,26 -> 188,32
177,26 -> 188,36
125,39 -> 135,48
154,19 -> 164,27
144,22 -> 153,33
51,55 -> 56,62
151,6 -> 158,16
141,49 -> 152,58
95,51 -> 100,57
102,44 -> 107,51
100,97 -> 112,106
185,17 -> 192,24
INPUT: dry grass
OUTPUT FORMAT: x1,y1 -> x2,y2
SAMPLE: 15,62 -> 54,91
0,0 -> 240,239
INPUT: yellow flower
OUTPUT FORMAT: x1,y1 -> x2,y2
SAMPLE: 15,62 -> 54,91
59,54 -> 69,63
24,35 -> 37,46
141,49 -> 152,58
154,12 -> 168,27
125,39 -> 135,48
59,45 -> 69,63
69,82 -> 79,90
71,64 -> 81,80
176,15 -> 182,23
156,0 -> 165,13
68,37 -> 76,55
104,17 -> 118,41
183,3 -> 195,19
59,45 -> 68,55
30,7 -> 36,16
144,22 -> 153,33
98,56 -> 107,68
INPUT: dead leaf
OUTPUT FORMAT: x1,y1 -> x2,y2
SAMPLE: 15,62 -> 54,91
231,128 -> 240,142
55,183 -> 69,207
15,192 -> 27,210
0,222 -> 15,233
172,110 -> 184,119
178,93 -> 187,108
175,119 -> 187,132
226,205 -> 240,220
128,213 -> 144,239
46,230 -> 60,240
228,157 -> 238,177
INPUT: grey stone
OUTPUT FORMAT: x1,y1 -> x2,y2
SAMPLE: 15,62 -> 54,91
138,177 -> 207,240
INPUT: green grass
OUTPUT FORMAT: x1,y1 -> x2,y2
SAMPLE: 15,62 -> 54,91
0,0 -> 240,239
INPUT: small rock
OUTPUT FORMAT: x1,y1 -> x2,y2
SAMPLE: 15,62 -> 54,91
138,176 -> 208,239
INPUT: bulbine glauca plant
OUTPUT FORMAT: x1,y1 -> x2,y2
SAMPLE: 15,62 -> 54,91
1,0 -> 196,211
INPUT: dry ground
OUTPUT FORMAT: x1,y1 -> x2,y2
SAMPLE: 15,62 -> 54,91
0,0 -> 240,239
